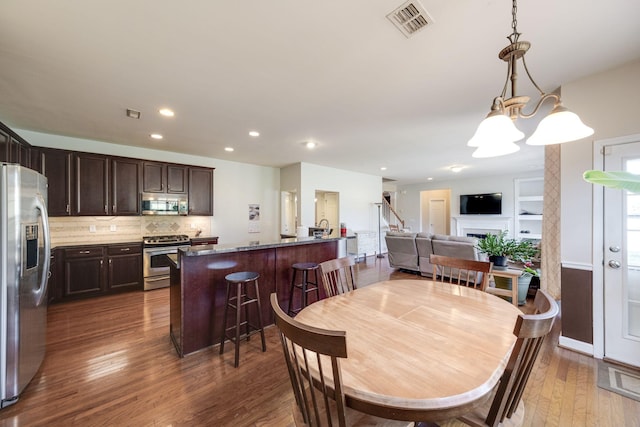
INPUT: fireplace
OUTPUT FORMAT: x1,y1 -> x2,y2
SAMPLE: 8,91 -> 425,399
451,216 -> 512,238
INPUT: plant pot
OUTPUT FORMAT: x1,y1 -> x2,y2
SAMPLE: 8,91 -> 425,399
489,255 -> 509,268
493,273 -> 533,305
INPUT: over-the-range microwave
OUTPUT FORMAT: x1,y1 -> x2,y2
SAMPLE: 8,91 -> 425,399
141,193 -> 188,215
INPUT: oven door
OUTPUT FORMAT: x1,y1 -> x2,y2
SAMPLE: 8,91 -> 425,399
143,246 -> 179,290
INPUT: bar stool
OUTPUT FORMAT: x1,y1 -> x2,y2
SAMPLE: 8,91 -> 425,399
219,271 -> 266,367
287,262 -> 320,316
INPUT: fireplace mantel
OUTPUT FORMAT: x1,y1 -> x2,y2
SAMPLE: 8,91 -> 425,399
451,216 -> 513,238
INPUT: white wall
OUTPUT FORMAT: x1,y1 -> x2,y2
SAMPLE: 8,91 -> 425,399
299,162 -> 383,234
560,58 -> 640,265
396,170 -> 543,233
18,129 -> 281,243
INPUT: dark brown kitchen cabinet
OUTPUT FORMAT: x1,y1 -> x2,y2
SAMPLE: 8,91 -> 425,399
188,167 -> 214,216
64,246 -> 106,298
47,248 -> 62,304
40,148 -> 73,216
0,126 -> 31,167
107,243 -> 142,292
0,128 -> 7,163
59,243 -> 142,301
72,153 -> 140,216
142,161 -> 187,194
111,157 -> 141,215
75,153 -> 109,215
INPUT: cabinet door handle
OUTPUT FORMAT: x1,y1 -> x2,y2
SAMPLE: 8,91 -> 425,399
120,248 -> 130,252
104,205 -> 108,214
100,259 -> 104,266
113,204 -> 116,212
109,259 -> 112,265
66,204 -> 70,213
79,250 -> 91,254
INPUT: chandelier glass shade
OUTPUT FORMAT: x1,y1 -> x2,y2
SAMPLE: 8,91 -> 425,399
469,0 -> 594,157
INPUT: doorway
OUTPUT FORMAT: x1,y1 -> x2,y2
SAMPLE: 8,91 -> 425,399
420,189 -> 451,234
315,191 -> 339,238
602,139 -> 640,367
280,191 -> 297,237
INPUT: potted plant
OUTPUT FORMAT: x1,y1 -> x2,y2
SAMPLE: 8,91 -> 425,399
474,231 -> 517,267
476,231 -> 540,305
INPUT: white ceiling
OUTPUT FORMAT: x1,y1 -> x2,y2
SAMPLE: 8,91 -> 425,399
1,1 -> 639,185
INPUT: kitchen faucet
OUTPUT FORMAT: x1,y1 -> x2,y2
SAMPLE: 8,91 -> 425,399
317,218 -> 329,230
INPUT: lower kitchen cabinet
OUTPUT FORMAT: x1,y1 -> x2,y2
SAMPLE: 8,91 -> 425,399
58,242 -> 142,302
64,246 -> 105,298
107,243 -> 143,292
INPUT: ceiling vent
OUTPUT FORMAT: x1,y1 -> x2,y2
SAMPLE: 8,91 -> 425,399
387,0 -> 434,38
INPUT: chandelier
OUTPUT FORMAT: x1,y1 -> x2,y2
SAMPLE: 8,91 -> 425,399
468,0 -> 594,158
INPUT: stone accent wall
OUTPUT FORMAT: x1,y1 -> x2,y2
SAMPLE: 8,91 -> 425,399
542,144 -> 562,299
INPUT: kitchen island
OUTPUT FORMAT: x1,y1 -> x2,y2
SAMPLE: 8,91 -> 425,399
168,237 -> 342,357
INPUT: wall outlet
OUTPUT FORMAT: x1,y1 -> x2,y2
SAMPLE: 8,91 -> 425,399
89,225 -> 96,233
110,224 -> 117,232
190,223 -> 196,229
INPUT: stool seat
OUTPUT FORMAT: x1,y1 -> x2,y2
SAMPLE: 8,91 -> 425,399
292,262 -> 318,271
226,271 -> 260,283
287,262 -> 320,316
219,271 -> 266,367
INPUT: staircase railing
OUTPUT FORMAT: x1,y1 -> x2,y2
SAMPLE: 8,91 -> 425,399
382,198 -> 405,230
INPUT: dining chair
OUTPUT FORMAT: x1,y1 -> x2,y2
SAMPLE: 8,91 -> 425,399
429,254 -> 493,291
445,289 -> 559,427
270,293 -> 413,427
318,256 -> 357,297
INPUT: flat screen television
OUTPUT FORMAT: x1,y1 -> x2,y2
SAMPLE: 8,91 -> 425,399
460,192 -> 502,215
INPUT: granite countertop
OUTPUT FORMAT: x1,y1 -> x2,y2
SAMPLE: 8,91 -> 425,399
179,236 -> 344,257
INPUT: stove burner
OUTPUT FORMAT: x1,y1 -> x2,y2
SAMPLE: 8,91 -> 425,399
143,234 -> 190,247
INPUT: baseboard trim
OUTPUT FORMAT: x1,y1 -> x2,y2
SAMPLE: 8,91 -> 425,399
559,335 -> 594,355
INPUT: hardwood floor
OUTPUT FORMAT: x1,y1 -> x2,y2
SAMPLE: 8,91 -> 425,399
1,256 -> 638,426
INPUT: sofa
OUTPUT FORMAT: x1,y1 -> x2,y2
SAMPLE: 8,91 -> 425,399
385,232 -> 481,277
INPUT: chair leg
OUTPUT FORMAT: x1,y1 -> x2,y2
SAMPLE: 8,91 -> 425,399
219,282 -> 231,354
287,269 -> 298,316
301,270 -> 309,308
234,281 -> 242,368
254,279 -> 266,352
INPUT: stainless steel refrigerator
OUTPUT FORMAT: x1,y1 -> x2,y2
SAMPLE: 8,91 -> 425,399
0,163 -> 50,409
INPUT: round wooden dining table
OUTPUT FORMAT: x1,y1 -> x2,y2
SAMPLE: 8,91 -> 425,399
294,279 -> 522,422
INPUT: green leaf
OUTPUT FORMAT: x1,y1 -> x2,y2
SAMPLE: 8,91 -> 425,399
583,170 -> 640,193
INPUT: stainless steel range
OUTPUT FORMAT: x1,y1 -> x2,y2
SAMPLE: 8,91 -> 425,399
142,234 -> 190,290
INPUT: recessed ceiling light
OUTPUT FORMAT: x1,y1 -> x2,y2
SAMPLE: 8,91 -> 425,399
249,131 -> 260,137
159,108 -> 175,117
150,133 -> 163,140
380,167 -> 387,171
450,165 -> 463,173
224,147 -> 234,152
305,141 -> 316,149
427,177 -> 434,181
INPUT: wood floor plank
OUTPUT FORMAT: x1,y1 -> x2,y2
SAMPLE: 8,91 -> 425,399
0,256 -> 638,426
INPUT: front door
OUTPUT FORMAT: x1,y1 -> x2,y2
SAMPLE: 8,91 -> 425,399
603,140 -> 640,367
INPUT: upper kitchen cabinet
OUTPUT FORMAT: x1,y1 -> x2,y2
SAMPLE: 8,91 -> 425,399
75,152 -> 109,215
142,161 -> 187,194
111,157 -> 141,215
40,147 -> 73,216
0,124 -> 31,168
188,167 -> 214,216
75,153 -> 141,216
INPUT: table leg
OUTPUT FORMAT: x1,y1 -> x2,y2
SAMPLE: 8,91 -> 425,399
511,275 -> 518,307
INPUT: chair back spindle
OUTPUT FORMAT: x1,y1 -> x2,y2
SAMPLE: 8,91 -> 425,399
430,254 -> 493,291
318,257 -> 357,297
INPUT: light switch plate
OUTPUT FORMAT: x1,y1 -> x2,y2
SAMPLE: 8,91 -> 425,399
89,225 -> 96,233
110,224 -> 117,232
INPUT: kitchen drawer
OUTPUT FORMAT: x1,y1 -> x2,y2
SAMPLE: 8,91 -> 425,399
108,243 -> 142,255
64,246 -> 105,258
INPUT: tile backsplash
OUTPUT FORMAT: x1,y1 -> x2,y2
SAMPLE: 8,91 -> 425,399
50,216 -> 211,247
